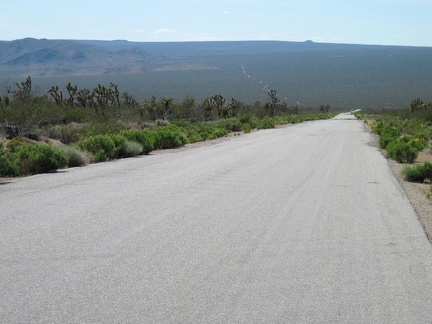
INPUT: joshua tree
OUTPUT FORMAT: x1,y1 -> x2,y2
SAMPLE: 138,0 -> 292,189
161,97 -> 173,121
76,88 -> 91,108
211,94 -> 226,118
121,91 -> 138,108
91,84 -> 115,116
8,76 -> 32,102
110,83 -> 120,108
266,89 -> 279,117
47,85 -> 64,105
66,83 -> 78,107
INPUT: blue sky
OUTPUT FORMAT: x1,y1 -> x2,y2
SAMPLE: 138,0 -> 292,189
1,0 -> 431,46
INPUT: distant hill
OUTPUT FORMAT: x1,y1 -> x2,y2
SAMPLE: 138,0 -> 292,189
1,38 -> 431,108
0,38 -> 165,76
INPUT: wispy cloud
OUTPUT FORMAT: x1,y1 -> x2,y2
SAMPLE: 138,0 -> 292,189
153,28 -> 179,35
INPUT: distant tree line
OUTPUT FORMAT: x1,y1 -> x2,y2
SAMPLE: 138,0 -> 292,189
0,76 -> 332,138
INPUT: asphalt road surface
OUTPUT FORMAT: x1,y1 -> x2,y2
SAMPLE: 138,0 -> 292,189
1,113 -> 432,323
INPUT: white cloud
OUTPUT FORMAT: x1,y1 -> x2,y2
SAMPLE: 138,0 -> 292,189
153,28 -> 179,35
223,10 -> 233,15
133,29 -> 146,33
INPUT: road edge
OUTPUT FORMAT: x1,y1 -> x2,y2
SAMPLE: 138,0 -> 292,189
363,122 -> 432,243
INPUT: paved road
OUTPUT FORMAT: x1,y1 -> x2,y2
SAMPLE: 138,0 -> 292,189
1,113 -> 432,323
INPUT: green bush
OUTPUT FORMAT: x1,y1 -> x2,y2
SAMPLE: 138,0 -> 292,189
379,134 -> 398,149
186,132 -> 203,143
80,122 -> 126,138
239,115 -> 258,129
242,123 -> 252,133
78,134 -> 118,162
199,127 -> 228,140
121,129 -> 155,154
15,143 -> 68,175
6,137 -> 26,152
257,117 -> 276,129
120,140 -> 143,157
386,139 -> 419,163
59,124 -> 82,144
58,145 -> 88,167
0,143 -> 18,177
402,162 -> 432,182
154,126 -> 187,149
217,118 -> 242,132
374,122 -> 399,137
375,124 -> 401,149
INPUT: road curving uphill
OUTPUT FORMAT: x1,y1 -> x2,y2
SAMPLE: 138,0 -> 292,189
1,113 -> 432,322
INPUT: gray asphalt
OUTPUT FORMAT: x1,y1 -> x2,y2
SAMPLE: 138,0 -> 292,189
1,113 -> 432,323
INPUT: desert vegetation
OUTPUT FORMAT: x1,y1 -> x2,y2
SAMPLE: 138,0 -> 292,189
356,99 -> 432,195
0,76 -> 336,177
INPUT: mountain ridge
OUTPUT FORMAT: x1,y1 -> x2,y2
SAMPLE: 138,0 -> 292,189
2,38 -> 425,77
1,38 -> 431,108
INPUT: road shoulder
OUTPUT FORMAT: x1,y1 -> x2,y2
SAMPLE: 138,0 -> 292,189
365,123 -> 432,242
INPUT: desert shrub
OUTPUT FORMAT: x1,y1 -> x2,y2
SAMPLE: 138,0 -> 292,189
154,125 -> 187,149
257,117 -> 276,129
375,124 -> 401,149
239,115 -> 258,129
242,123 -> 252,133
121,129 -> 155,154
155,119 -> 169,127
171,120 -> 191,128
386,135 -> 426,163
217,118 -> 242,132
15,143 -> 68,175
186,132 -> 203,143
84,122 -> 126,137
413,129 -> 430,141
199,127 -> 228,140
59,124 -> 82,144
386,138 -> 420,163
6,137 -> 26,152
42,123 -> 84,144
271,116 -> 286,126
24,132 -> 39,141
58,145 -> 88,167
120,140 -> 143,157
0,143 -> 18,176
402,162 -> 432,182
63,108 -> 89,123
109,134 -> 127,155
78,134 -> 118,162
402,135 -> 427,151
179,122 -> 220,142
372,122 -> 400,136
379,134 -> 398,149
